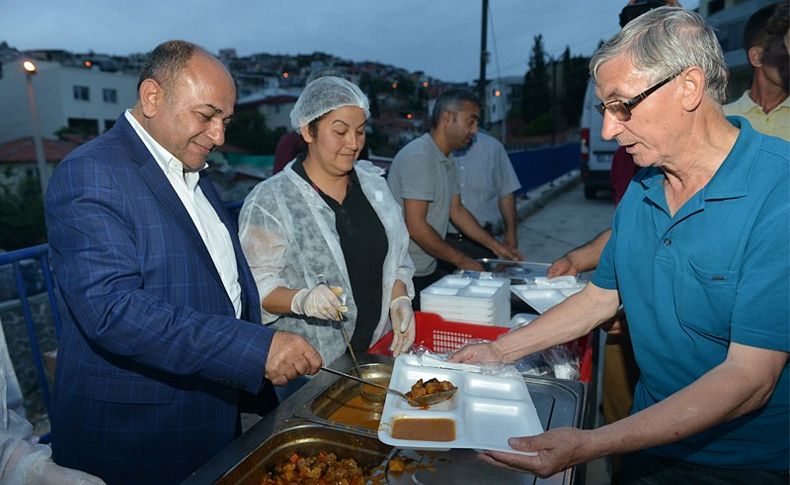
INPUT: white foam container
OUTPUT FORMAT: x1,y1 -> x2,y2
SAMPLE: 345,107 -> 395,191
378,354 -> 543,455
510,276 -> 585,314
420,275 -> 510,326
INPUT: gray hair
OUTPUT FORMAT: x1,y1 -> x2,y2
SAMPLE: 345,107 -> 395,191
137,40 -> 204,93
431,88 -> 480,128
590,7 -> 728,104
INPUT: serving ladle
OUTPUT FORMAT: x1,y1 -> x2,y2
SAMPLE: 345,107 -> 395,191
320,366 -> 457,407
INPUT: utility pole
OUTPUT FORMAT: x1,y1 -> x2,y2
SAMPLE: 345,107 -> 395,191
551,56 -> 557,146
23,60 -> 48,195
478,0 -> 488,126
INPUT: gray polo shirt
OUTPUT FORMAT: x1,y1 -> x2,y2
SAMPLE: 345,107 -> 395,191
387,133 -> 460,276
450,132 -> 521,231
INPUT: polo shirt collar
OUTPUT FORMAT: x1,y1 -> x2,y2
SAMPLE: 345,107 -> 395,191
732,90 -> 790,115
638,116 -> 755,206
424,133 -> 454,165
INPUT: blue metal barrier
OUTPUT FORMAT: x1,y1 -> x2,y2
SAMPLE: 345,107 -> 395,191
0,244 -> 59,442
508,142 -> 580,196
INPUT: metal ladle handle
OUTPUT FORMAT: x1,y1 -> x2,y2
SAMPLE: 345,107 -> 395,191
319,366 -> 413,403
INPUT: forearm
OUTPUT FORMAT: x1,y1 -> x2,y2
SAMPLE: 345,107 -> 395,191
408,219 -> 470,267
587,346 -> 788,457
262,287 -> 301,314
390,279 -> 408,301
499,194 -> 518,241
566,229 -> 611,272
450,204 -> 500,250
494,283 -> 619,362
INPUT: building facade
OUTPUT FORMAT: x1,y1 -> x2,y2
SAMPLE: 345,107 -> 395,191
0,58 -> 137,144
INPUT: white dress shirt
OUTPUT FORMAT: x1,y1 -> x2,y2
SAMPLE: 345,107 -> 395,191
124,110 -> 242,317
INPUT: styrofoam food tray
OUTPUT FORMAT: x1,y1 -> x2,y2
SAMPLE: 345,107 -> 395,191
510,276 -> 585,314
378,354 -> 543,455
511,286 -> 583,314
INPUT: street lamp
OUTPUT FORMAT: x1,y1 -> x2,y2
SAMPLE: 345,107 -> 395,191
23,59 -> 48,195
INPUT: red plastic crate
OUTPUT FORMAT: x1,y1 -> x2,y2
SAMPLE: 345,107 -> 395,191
368,311 -> 593,382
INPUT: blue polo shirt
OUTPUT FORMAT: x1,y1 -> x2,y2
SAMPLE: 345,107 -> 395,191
593,118 -> 789,469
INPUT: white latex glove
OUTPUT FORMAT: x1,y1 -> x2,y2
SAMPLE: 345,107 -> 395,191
389,296 -> 415,356
291,284 -> 345,321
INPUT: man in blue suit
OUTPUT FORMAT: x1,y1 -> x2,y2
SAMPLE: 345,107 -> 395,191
45,40 -> 323,484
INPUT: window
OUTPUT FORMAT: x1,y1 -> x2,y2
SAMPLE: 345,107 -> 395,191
73,85 -> 90,101
67,117 -> 99,136
104,119 -> 115,131
102,88 -> 117,104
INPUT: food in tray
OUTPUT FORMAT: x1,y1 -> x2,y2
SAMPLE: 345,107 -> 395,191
405,378 -> 454,400
259,451 -> 368,485
391,417 -> 456,441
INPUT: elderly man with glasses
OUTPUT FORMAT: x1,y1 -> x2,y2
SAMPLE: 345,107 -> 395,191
451,7 -> 789,484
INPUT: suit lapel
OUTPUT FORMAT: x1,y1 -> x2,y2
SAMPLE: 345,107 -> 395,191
115,116 -> 227,295
199,175 -> 262,324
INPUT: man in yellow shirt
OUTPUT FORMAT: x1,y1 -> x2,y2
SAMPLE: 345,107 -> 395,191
724,2 -> 789,140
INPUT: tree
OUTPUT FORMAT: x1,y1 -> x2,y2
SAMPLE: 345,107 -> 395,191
522,35 -> 552,127
560,46 -> 591,127
0,171 -> 46,251
224,108 -> 281,154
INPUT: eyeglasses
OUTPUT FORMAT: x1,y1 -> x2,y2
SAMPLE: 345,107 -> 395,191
595,72 -> 681,122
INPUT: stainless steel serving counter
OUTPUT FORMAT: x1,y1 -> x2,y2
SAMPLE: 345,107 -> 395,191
184,352 -> 586,484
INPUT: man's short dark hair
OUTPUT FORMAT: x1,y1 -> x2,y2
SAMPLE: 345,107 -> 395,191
766,1 -> 789,38
431,89 -> 480,128
137,40 -> 200,92
744,3 -> 783,50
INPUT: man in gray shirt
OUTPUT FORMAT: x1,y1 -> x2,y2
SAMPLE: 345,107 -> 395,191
387,89 -> 522,308
446,132 -> 522,260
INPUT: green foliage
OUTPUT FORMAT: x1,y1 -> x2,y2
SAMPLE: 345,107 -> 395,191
520,38 -> 590,135
522,35 -> 552,123
524,112 -> 554,136
561,47 -> 591,127
224,109 -> 282,154
0,172 -> 46,251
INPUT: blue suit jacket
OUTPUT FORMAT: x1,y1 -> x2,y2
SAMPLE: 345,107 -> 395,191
45,115 -> 276,484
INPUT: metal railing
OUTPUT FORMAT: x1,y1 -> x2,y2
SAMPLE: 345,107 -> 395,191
0,243 -> 60,436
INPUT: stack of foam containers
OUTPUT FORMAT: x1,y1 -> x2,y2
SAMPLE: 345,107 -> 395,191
420,274 -> 510,326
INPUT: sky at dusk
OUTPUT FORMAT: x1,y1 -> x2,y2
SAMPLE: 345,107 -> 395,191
1,0 -> 699,83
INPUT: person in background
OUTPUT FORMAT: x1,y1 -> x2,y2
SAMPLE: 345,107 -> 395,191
767,1 -> 789,53
45,40 -> 321,483
386,89 -> 522,309
0,319 -> 105,484
724,2 -> 789,141
239,77 -> 416,402
442,132 -> 521,263
452,8 -> 788,482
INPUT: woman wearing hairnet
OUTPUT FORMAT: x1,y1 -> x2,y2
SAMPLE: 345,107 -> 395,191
239,77 -> 416,398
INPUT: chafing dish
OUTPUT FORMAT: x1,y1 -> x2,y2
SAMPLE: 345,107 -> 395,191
214,421 -> 390,485
184,353 -> 585,485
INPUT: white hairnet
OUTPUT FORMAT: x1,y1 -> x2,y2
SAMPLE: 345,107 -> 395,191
290,76 -> 370,131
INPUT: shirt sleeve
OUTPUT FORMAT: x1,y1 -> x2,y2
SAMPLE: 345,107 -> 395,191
592,208 -> 619,290
238,186 -> 290,323
397,152 -> 438,201
729,183 -> 789,351
494,143 -> 521,196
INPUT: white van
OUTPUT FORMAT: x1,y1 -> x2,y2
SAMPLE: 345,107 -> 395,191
579,78 -> 619,199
